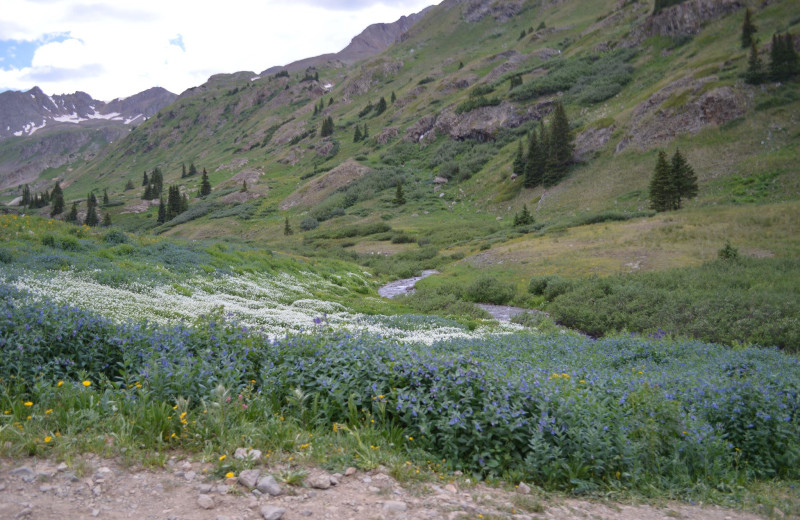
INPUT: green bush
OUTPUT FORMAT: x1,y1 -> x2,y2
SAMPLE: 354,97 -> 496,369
465,275 -> 515,305
300,216 -> 319,231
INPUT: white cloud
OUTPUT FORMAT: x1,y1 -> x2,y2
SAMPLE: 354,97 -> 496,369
0,0 -> 439,100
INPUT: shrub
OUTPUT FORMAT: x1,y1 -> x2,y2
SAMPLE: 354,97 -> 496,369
300,216 -> 319,231
103,230 -> 128,244
465,275 -> 515,305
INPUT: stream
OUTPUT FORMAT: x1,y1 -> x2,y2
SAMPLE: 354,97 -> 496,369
378,271 -> 533,322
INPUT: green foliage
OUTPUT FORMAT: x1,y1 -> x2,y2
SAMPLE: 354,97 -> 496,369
393,183 -> 406,206
299,216 -> 319,231
464,275 -> 515,305
454,95 -> 501,115
769,33 -> 799,81
374,96 -> 388,116
513,204 -> 534,227
741,8 -> 757,49
548,257 -> 800,351
284,217 -> 293,236
649,151 -> 677,212
84,192 -> 99,227
320,116 -> 334,138
717,242 -> 739,261
544,102 -> 573,186
653,0 -> 685,14
200,169 -> 212,197
398,284 -> 491,320
745,41 -> 766,84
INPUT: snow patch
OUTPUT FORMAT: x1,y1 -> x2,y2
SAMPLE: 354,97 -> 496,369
124,114 -> 143,125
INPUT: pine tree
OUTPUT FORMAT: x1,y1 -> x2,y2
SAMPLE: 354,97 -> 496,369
375,96 -> 387,115
524,129 -> 545,188
391,91 -> 397,104
671,148 -> 698,208
284,217 -> 293,236
188,163 -> 198,177
362,124 -> 369,139
200,169 -> 212,197
353,125 -> 363,143
745,41 -> 765,84
512,140 -> 525,177
157,198 -> 166,224
328,97 -> 334,106
649,151 -> 677,212
313,104 -> 318,116
84,192 -> 99,226
741,8 -> 757,49
21,184 -> 30,206
50,183 -> 64,217
784,33 -> 799,77
545,102 -> 574,186
143,183 -> 152,200
181,163 -> 187,178
318,99 -> 325,113
180,193 -> 189,213
125,179 -> 135,190
513,204 -> 534,227
66,202 -> 78,223
321,116 -> 334,137
142,171 -> 149,187
102,213 -> 112,227
393,182 -> 406,205
241,180 -> 248,192
166,185 -> 181,220
103,188 -> 109,206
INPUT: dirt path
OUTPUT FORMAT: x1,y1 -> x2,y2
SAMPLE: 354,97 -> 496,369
0,456 -> 765,520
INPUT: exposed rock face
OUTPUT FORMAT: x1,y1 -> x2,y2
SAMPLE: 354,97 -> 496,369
617,76 -> 747,152
374,127 -> 399,145
261,8 -> 431,75
342,59 -> 404,100
575,125 -> 616,161
463,0 -> 525,22
624,0 -> 744,46
405,101 -> 554,143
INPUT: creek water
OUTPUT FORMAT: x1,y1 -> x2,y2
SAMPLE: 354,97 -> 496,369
378,271 -> 533,322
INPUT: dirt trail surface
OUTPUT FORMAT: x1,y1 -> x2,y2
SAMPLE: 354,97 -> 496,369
0,457 -> 764,520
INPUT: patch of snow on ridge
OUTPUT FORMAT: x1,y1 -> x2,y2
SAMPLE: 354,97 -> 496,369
124,114 -> 143,124
52,113 -> 86,124
88,112 -> 121,120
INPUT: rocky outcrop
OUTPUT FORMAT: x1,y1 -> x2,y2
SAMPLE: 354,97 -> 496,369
463,0 -> 525,22
617,76 -> 747,152
374,127 -> 399,145
281,159 -> 372,210
575,125 -> 616,161
342,60 -> 404,100
624,0 -> 744,46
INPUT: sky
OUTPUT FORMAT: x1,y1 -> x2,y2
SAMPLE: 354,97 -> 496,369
0,0 -> 438,101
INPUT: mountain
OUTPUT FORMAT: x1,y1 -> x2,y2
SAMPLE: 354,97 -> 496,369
2,0 -> 798,288
260,7 -> 433,74
0,86 -> 177,141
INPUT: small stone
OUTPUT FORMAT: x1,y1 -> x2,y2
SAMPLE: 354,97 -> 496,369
234,448 -> 249,460
332,473 -> 344,480
181,461 -> 192,471
215,484 -> 231,494
9,466 -> 36,482
307,491 -> 317,499
196,483 -> 214,493
345,467 -> 357,476
38,485 -> 54,492
91,510 -> 100,517
300,512 -> 313,517
368,486 -> 381,493
517,481 -> 531,495
308,474 -> 331,489
97,467 -> 112,476
252,488 -> 262,496
360,476 -> 372,484
0,484 -> 5,491
238,469 -> 261,489
185,471 -> 197,482
444,484 -> 458,494
197,493 -> 215,510
92,485 -> 102,496
256,475 -> 282,496
453,471 -> 463,476
260,505 -> 286,520
56,463 -> 68,472
383,501 -> 408,513
248,449 -> 263,460
330,476 -> 340,486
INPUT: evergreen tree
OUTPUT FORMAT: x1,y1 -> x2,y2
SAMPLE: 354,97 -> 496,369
320,116 -> 334,137
391,91 -> 397,104
363,124 -> 369,139
513,204 -> 534,227
21,184 -> 31,206
313,103 -> 318,116
671,148 -> 698,208
283,217 -> 293,236
524,129 -> 545,188
318,98 -> 325,113
103,188 -> 109,206
741,8 -> 757,49
745,41 -> 765,84
151,168 -> 163,194
200,169 -> 212,197
188,163 -> 198,177
545,102 -> 574,186
84,192 -> 99,226
157,198 -> 166,224
241,180 -> 248,192
512,140 -> 525,177
166,185 -> 181,220
784,33 -> 799,77
143,183 -> 152,200
66,202 -> 78,223
328,97 -> 334,106
125,179 -> 135,190
393,182 -> 406,205
375,96 -> 387,115
142,171 -> 149,187
519,29 -> 527,40
649,151 -> 677,212
181,163 -> 187,178
353,125 -> 363,143
180,193 -> 189,213
102,212 -> 112,227
50,182 -> 64,217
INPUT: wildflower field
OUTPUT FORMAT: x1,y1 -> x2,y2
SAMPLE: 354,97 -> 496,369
1,215 -> 799,505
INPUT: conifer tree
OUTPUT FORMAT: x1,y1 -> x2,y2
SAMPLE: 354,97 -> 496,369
649,151 -> 677,212
321,116 -> 334,137
513,204 -> 534,227
313,104 -> 318,116
142,171 -> 149,187
745,41 -> 765,84
393,182 -> 406,205
103,188 -> 109,206
241,180 -> 248,192
391,91 -> 397,104
102,212 -> 112,227
328,97 -> 334,106
181,163 -> 187,178
157,198 -> 166,224
200,169 -> 212,197
524,129 -> 545,188
284,217 -> 293,236
180,193 -> 189,213
143,183 -> 152,200
318,99 -> 325,113
375,96 -> 387,116
50,182 -> 64,217
188,163 -> 198,177
671,149 -> 698,208
21,184 -> 31,206
544,102 -> 574,186
66,202 -> 78,223
353,125 -> 363,143
363,124 -> 369,139
741,8 -> 757,49
512,140 -> 525,177
84,192 -> 99,226
784,33 -> 799,77
125,179 -> 135,190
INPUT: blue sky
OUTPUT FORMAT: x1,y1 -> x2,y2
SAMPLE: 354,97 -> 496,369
0,0 -> 438,100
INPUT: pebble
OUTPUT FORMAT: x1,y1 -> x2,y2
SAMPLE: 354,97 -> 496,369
444,484 -> 458,494
197,493 -> 215,510
517,482 -> 531,495
383,501 -> 409,513
256,475 -> 282,496
9,467 -> 36,483
300,511 -> 313,517
344,467 -> 357,476
308,474 -> 332,489
184,471 -> 196,482
56,463 -> 69,472
260,505 -> 286,520
238,469 -> 261,489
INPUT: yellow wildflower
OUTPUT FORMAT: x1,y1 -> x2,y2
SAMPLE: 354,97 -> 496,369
82,380 -> 91,387
44,436 -> 52,443
219,454 -> 226,461
225,472 -> 235,478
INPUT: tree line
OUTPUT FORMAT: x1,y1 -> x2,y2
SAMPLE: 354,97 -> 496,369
512,101 -> 575,188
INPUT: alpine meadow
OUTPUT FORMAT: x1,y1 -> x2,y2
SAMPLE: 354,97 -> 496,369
1,0 -> 799,518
